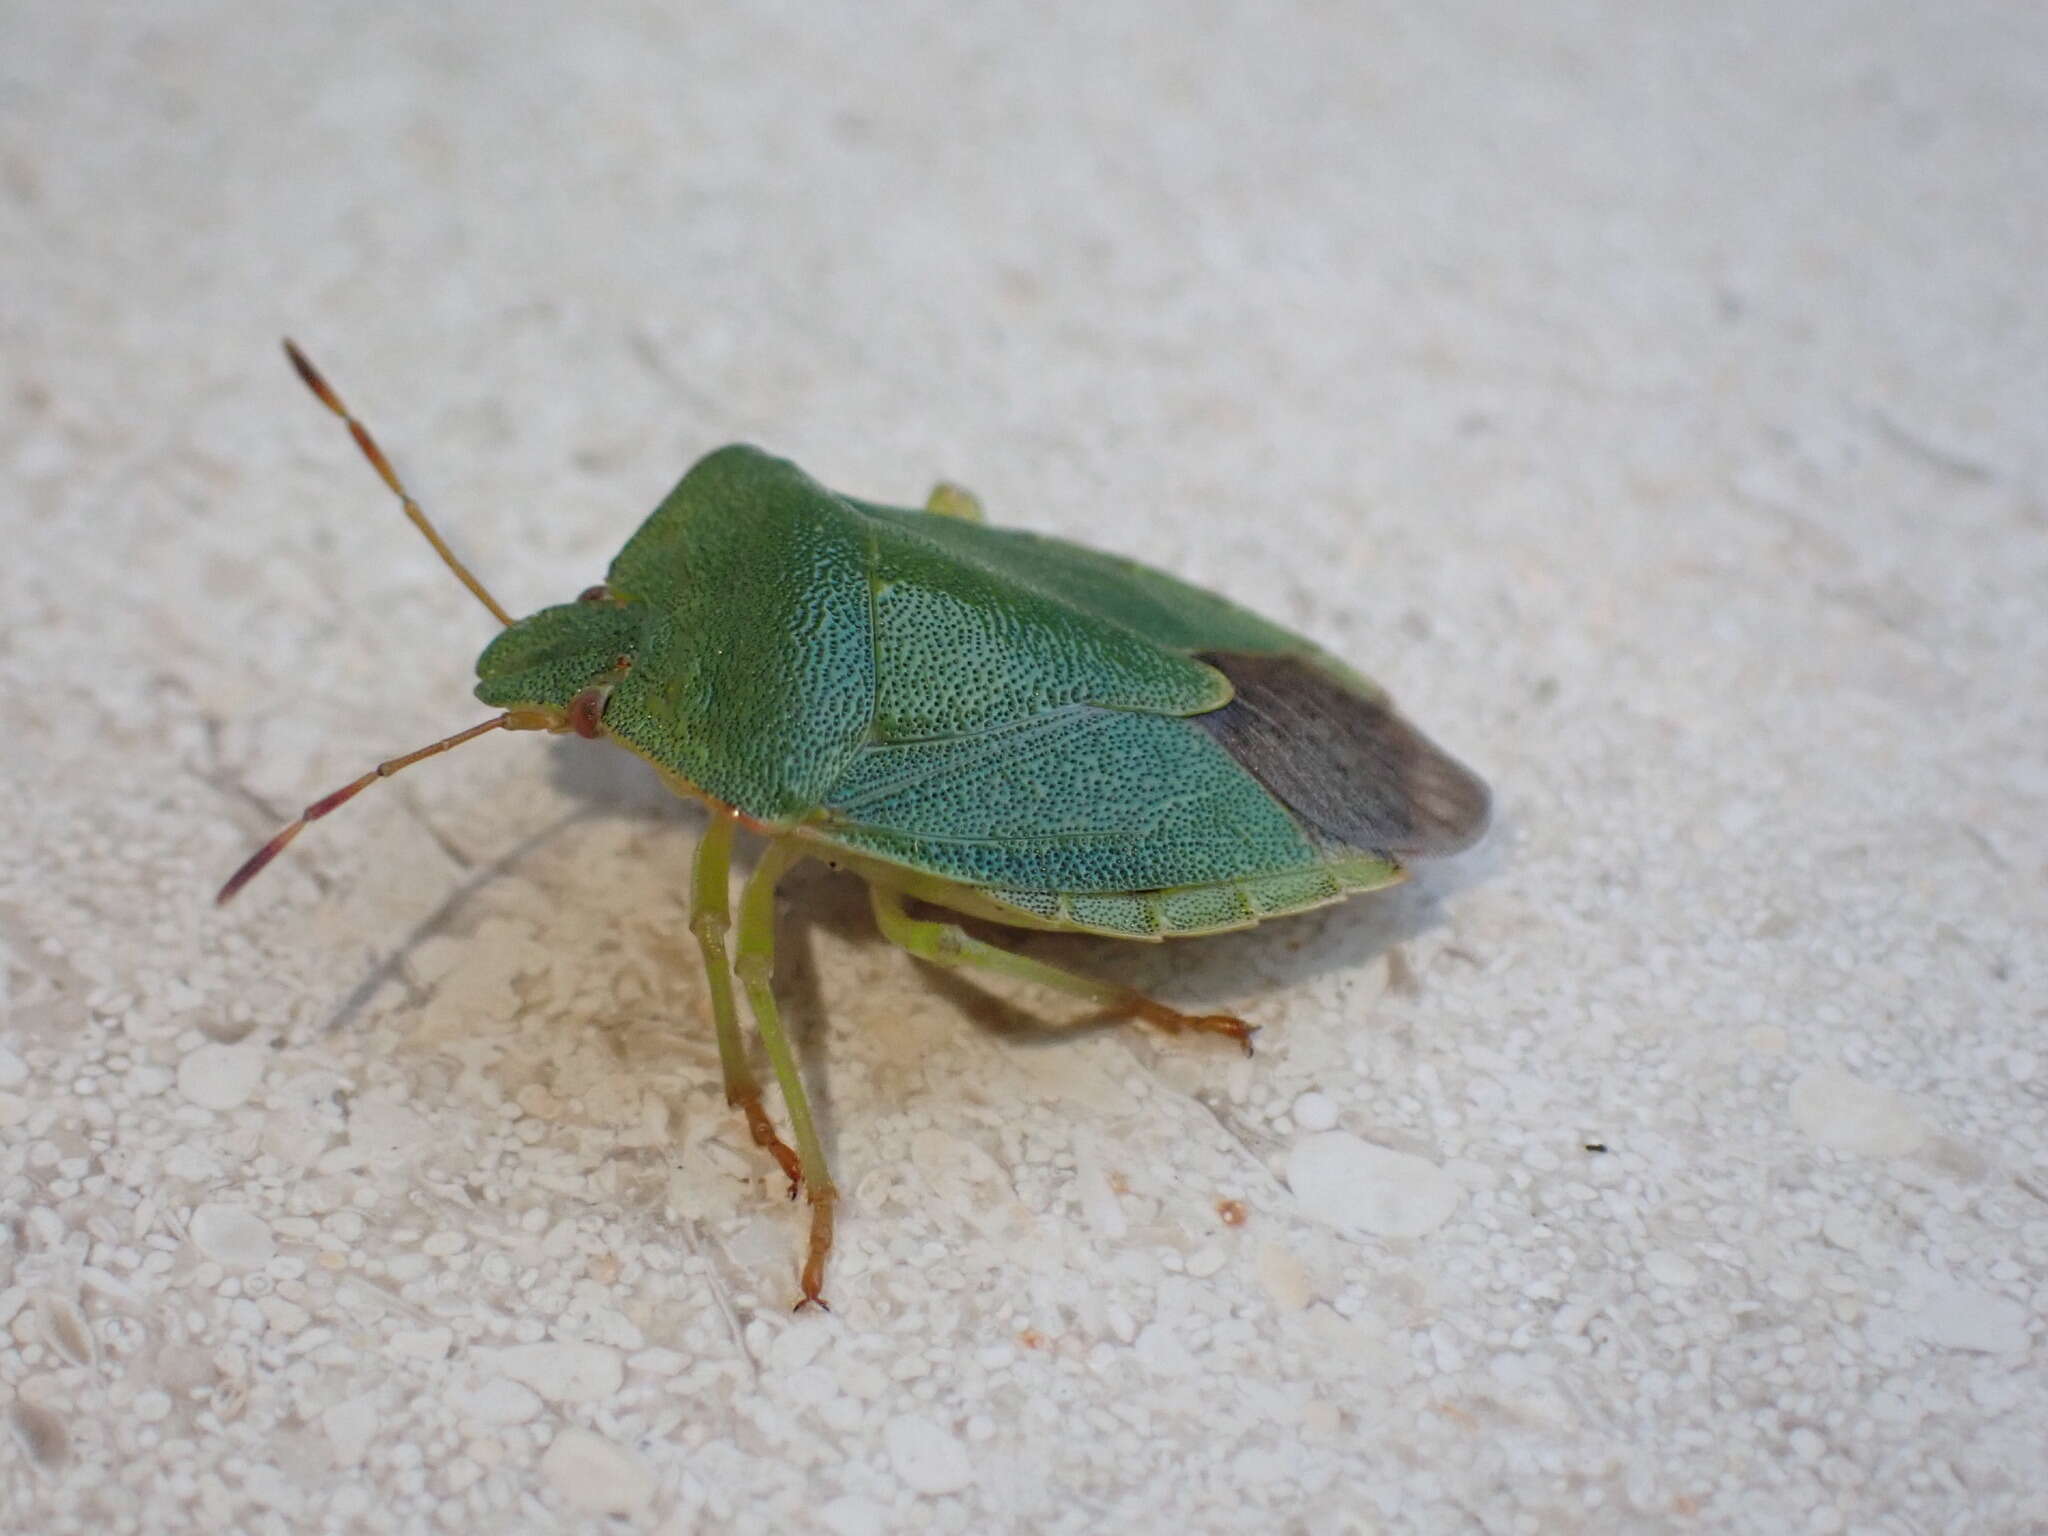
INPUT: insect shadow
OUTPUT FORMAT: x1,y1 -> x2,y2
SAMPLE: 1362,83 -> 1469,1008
536,735 -> 1505,1056
312,734 -> 1496,1186
904,847 -> 1498,1053
320,732 -> 1497,1049
318,805 -> 604,1037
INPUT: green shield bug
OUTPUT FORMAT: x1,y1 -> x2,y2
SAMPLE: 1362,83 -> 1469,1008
220,343 -> 1491,1308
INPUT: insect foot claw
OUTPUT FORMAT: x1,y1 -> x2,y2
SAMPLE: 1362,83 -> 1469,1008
1132,997 -> 1258,1055
1197,1014 -> 1258,1056
795,1188 -> 838,1313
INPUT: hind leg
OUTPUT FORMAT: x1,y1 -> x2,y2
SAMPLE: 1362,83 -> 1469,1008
868,885 -> 1254,1055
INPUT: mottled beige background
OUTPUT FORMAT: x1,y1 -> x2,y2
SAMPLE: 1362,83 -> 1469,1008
5,3 -> 2045,1532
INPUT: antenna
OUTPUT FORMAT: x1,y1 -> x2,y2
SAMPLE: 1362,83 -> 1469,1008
283,339 -> 514,627
216,715 -> 511,904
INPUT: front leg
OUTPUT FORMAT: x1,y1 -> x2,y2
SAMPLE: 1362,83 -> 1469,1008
689,812 -> 802,1196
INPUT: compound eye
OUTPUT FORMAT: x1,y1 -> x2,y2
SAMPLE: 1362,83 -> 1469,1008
577,584 -> 612,603
566,686 -> 608,739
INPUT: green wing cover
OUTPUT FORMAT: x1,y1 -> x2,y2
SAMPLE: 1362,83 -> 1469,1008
859,509 -> 1232,740
596,448 -> 1258,829
817,491 -> 1405,893
819,707 -> 1323,893
848,499 -> 1329,665
582,448 -> 1486,889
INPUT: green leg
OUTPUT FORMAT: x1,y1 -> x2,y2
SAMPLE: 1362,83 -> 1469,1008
868,885 -> 1255,1055
924,481 -> 984,521
733,840 -> 837,1309
690,812 -> 801,1195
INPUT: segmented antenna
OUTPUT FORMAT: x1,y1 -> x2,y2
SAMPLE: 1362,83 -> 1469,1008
283,339 -> 514,627
215,716 -> 511,904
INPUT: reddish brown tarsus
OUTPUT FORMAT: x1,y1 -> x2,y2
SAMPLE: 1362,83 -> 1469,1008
732,1089 -> 804,1196
796,1191 -> 836,1312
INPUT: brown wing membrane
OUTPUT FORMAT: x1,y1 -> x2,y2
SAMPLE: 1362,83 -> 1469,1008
1193,652 -> 1490,857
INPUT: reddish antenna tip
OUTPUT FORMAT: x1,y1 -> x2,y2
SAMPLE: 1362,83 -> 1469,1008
214,715 -> 510,905
216,829 -> 297,905
281,337 -> 334,408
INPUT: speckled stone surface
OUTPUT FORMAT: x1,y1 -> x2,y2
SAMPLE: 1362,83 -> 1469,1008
5,4 -> 2045,1532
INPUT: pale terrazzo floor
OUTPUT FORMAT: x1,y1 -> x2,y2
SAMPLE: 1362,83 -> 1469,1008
4,4 -> 2046,1533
